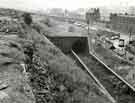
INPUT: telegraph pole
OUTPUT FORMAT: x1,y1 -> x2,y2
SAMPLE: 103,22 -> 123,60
86,11 -> 94,53
129,27 -> 132,44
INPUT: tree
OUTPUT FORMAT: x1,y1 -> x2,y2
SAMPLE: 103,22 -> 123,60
23,13 -> 33,25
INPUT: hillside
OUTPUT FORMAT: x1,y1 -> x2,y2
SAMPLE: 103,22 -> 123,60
0,8 -> 111,103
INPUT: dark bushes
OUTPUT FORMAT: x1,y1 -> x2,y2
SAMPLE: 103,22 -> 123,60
23,13 -> 33,25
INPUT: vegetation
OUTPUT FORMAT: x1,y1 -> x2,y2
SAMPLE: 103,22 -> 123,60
23,13 -> 33,25
22,15 -> 110,103
27,38 -> 110,103
0,8 -> 111,103
0,35 -> 35,103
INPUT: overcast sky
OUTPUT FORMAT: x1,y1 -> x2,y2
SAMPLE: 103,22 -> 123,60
0,0 -> 135,11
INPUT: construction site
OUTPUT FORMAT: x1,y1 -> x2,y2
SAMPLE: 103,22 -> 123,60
0,4 -> 135,103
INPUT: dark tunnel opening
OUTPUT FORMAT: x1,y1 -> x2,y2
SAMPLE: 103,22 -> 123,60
72,39 -> 88,53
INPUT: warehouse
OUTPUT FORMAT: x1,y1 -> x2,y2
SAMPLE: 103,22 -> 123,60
110,13 -> 135,34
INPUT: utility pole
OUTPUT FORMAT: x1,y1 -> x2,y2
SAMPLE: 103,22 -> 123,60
129,27 -> 132,44
85,11 -> 94,53
88,20 -> 90,35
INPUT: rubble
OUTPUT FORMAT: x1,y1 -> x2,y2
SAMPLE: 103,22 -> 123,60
0,17 -> 35,103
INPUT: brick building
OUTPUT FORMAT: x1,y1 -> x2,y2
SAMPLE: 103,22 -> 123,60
110,13 -> 135,34
86,8 -> 100,24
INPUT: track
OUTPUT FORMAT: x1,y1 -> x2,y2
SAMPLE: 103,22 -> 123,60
71,50 -> 135,103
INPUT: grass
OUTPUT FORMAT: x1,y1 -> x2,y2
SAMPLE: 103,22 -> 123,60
0,35 -> 35,103
23,16 -> 111,103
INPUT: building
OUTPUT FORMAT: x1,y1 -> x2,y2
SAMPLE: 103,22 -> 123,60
85,8 -> 100,24
110,13 -> 135,34
48,8 -> 64,17
128,6 -> 135,15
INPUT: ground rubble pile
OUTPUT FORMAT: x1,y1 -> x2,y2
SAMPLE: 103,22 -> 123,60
0,34 -> 35,103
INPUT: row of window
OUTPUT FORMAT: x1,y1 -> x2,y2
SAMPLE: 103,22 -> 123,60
110,16 -> 135,24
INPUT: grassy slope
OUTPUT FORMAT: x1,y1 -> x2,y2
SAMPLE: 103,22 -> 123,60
27,16 -> 111,103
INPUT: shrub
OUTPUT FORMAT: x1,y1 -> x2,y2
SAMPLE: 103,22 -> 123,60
23,13 -> 33,25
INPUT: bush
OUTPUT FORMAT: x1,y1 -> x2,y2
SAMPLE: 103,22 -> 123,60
23,13 -> 33,25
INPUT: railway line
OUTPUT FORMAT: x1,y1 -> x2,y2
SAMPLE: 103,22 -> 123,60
71,50 -> 135,103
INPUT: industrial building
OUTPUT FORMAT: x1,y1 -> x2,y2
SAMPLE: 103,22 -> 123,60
110,13 -> 135,34
86,8 -> 100,24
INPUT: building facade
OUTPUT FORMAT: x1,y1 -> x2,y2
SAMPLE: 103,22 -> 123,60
110,13 -> 135,34
86,8 -> 100,24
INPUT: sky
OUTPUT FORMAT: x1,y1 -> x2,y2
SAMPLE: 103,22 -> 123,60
0,0 -> 135,11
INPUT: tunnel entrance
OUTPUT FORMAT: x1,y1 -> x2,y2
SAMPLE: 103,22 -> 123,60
47,36 -> 89,53
72,39 -> 88,53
